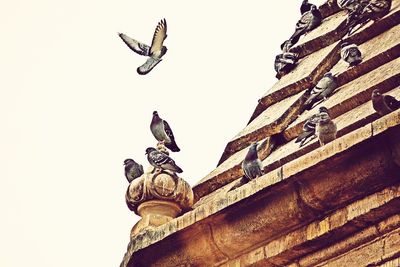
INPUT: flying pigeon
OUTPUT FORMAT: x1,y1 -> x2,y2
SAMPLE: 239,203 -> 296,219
304,72 -> 338,109
124,159 -> 144,183
145,147 -> 183,173
316,111 -> 337,146
242,143 -> 264,181
347,0 -> 392,34
118,18 -> 168,75
301,0 -> 316,14
340,42 -> 362,67
274,52 -> 299,79
295,106 -> 330,147
150,111 -> 180,152
282,5 -> 322,48
372,89 -> 400,116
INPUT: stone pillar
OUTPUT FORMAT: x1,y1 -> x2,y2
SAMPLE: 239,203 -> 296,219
126,167 -> 193,238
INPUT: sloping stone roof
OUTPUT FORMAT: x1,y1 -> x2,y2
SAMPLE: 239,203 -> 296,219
121,1 -> 400,266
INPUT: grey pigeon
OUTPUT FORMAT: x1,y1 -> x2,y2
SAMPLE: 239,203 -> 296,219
316,111 -> 337,146
340,42 -> 362,67
145,147 -> 183,173
274,52 -> 299,79
347,0 -> 391,34
118,18 -> 168,75
124,159 -> 144,183
304,72 -> 337,110
283,5 -> 322,48
242,143 -> 264,181
295,106 -> 329,147
150,111 -> 180,152
372,89 -> 400,116
301,0 -> 316,14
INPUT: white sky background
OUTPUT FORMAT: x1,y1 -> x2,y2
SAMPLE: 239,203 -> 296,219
0,0 -> 326,266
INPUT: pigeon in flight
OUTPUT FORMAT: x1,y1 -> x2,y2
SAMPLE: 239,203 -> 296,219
316,111 -> 337,146
274,52 -> 299,79
301,0 -> 316,14
372,89 -> 400,116
295,106 -> 330,147
283,5 -> 322,48
304,72 -> 338,110
118,18 -> 168,75
340,42 -> 362,67
242,143 -> 264,181
150,111 -> 180,152
145,147 -> 183,173
124,159 -> 144,183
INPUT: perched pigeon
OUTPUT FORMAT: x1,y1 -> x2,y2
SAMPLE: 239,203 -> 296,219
372,89 -> 400,116
301,0 -> 316,14
242,143 -> 264,181
124,159 -> 144,183
347,0 -> 392,34
340,42 -> 362,67
145,147 -> 183,173
150,111 -> 180,152
316,111 -> 337,146
118,19 -> 168,75
295,106 -> 330,147
283,5 -> 322,48
304,72 -> 338,109
274,52 -> 299,79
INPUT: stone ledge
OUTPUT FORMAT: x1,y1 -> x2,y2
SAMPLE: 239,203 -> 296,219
121,111 -> 400,267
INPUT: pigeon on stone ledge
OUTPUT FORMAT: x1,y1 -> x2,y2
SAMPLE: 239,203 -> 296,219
242,143 -> 264,181
304,72 -> 338,110
282,5 -> 322,48
274,52 -> 299,79
372,89 -> 400,116
295,106 -> 330,147
124,159 -> 144,183
338,0 -> 363,13
150,111 -> 180,152
145,147 -> 183,173
340,42 -> 362,67
316,111 -> 337,146
118,19 -> 168,75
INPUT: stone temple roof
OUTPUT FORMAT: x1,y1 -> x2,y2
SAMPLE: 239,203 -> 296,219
121,1 -> 400,266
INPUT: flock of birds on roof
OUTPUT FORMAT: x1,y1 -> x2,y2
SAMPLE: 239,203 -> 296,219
120,0 -> 398,185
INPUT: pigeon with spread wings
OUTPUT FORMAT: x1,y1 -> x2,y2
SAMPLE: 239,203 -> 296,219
118,19 -> 168,75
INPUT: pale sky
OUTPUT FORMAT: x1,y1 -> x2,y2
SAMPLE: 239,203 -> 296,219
1,0 -> 325,266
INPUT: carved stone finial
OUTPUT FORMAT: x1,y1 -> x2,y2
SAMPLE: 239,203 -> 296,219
126,168 -> 193,238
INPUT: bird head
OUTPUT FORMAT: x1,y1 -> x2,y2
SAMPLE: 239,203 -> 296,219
372,89 -> 381,97
153,111 -> 159,117
310,5 -> 317,11
319,106 -> 329,113
124,159 -> 134,165
324,72 -> 334,78
145,147 -> 156,155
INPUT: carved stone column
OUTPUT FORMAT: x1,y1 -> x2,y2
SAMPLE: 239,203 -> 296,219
126,167 -> 193,238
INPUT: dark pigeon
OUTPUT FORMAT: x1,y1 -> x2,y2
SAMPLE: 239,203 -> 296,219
304,72 -> 337,110
118,19 -> 168,75
242,143 -> 264,181
301,0 -> 316,14
124,159 -> 144,183
150,111 -> 180,152
145,147 -> 183,173
372,89 -> 400,116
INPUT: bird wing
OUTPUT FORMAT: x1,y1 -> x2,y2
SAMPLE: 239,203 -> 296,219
163,120 -> 175,141
384,95 -> 400,110
152,151 -> 170,166
118,33 -> 150,56
150,19 -> 167,55
137,57 -> 162,75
